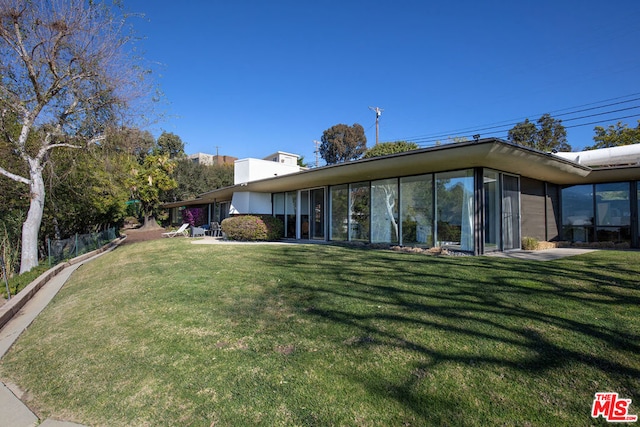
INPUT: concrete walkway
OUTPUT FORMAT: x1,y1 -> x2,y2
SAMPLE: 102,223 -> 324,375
193,237 -> 599,261
0,247 -> 118,427
485,247 -> 597,260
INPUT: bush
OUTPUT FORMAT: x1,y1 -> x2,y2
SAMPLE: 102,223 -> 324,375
221,215 -> 284,241
521,236 -> 539,250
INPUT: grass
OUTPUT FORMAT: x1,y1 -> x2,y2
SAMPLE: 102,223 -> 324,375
0,239 -> 639,426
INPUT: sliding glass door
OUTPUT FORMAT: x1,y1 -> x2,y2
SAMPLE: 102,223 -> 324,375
502,174 -> 521,251
299,188 -> 325,240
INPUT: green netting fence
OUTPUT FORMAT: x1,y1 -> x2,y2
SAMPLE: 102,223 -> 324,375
47,227 -> 118,266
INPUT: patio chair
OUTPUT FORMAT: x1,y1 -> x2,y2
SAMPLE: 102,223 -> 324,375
209,222 -> 222,237
161,223 -> 189,238
191,225 -> 205,237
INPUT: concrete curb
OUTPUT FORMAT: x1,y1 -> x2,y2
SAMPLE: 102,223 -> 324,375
0,237 -> 124,331
0,236 -> 125,427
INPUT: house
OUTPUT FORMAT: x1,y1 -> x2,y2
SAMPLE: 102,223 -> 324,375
164,138 -> 640,254
188,152 -> 238,166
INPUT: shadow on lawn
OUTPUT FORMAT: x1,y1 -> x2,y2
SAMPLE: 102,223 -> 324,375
253,245 -> 640,423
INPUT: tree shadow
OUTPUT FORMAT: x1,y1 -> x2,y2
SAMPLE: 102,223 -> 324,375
248,245 -> 640,423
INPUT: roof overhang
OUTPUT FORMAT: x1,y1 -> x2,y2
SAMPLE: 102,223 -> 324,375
164,138 -> 611,208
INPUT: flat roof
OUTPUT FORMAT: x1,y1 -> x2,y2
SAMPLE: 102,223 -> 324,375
163,138 -> 640,208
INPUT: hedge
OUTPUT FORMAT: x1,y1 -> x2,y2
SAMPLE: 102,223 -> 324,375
221,215 -> 284,241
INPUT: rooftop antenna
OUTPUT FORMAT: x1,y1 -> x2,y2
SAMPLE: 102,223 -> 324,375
369,106 -> 383,145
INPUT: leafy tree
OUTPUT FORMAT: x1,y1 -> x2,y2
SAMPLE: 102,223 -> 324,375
508,114 -> 571,152
161,159 -> 233,202
363,141 -> 419,159
43,147 -> 132,239
320,123 -> 367,164
0,0 -> 147,273
156,131 -> 185,159
585,120 -> 640,150
127,154 -> 177,229
104,126 -> 156,160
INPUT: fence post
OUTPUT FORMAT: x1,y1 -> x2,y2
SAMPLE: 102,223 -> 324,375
1,256 -> 10,300
75,233 -> 78,258
48,238 -> 51,267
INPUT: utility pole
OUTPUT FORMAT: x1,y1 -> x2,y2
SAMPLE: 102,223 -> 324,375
369,106 -> 383,145
313,140 -> 321,167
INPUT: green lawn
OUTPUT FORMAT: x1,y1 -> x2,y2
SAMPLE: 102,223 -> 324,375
1,240 -> 639,426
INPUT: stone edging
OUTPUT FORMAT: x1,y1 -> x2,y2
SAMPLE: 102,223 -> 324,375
0,237 -> 125,330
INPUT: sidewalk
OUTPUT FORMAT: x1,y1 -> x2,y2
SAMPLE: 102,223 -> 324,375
0,245 -> 120,427
485,247 -> 597,260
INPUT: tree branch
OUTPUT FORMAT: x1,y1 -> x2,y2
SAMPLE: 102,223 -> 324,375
0,165 -> 29,185
12,15 -> 45,105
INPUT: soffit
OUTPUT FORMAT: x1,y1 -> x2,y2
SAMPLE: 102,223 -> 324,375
166,139 -> 598,207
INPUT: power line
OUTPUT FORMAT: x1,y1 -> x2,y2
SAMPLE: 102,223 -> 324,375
392,92 -> 640,144
411,110 -> 640,147
403,103 -> 640,147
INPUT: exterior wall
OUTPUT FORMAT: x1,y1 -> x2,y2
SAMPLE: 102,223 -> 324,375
520,177 -> 547,241
234,158 -> 302,184
545,184 -> 561,241
263,151 -> 299,165
520,177 -> 561,242
230,192 -> 272,215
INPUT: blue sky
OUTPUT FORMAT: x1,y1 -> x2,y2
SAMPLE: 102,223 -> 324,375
132,0 -> 640,163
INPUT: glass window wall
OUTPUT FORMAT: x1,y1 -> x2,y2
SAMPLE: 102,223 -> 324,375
400,175 -> 433,246
561,184 -> 594,243
595,182 -> 631,243
330,185 -> 348,241
311,188 -> 325,240
502,174 -> 521,250
483,170 -> 500,251
273,193 -> 285,228
300,190 -> 310,239
285,191 -> 297,238
436,170 -> 474,252
350,182 -> 370,241
371,178 -> 399,244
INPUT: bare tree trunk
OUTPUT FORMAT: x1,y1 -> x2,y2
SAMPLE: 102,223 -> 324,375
20,164 -> 45,274
140,211 -> 162,230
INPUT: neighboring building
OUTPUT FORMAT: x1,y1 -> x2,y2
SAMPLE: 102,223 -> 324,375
188,152 -> 238,166
164,138 -> 640,254
234,151 -> 303,185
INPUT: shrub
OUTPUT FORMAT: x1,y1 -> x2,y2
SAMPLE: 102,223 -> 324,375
521,236 -> 539,250
221,215 -> 284,241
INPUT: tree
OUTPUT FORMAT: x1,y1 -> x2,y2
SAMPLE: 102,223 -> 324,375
507,114 -> 571,152
156,131 -> 185,159
43,146 -> 132,239
127,153 -> 176,229
585,120 -> 640,150
363,141 -> 419,159
104,126 -> 156,160
160,159 -> 233,202
0,0 -> 146,273
319,123 -> 367,164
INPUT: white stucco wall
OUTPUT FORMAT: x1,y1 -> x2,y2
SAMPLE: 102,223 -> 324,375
229,192 -> 272,215
234,158 -> 302,185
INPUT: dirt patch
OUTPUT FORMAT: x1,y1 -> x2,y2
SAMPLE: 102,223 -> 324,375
120,228 -> 166,245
